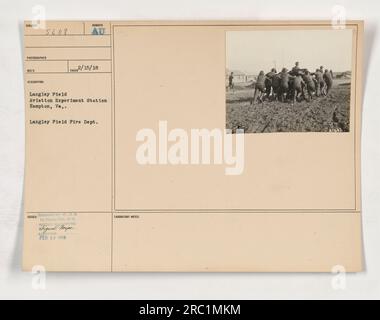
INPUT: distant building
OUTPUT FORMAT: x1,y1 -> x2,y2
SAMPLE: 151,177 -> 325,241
225,69 -> 256,84
246,74 -> 256,82
335,71 -> 351,79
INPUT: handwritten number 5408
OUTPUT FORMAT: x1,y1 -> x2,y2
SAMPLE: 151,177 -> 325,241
45,28 -> 68,36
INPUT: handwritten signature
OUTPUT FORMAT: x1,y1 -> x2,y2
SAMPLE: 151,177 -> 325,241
39,224 -> 74,234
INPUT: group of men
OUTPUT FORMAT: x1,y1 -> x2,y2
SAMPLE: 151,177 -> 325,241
228,62 -> 334,105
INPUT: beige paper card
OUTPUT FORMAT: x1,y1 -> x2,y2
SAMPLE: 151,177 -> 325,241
23,21 -> 364,272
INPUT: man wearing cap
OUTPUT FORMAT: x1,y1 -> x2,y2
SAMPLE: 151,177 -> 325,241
291,62 -> 302,76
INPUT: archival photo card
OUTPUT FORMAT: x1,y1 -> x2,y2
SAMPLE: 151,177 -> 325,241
22,21 -> 363,272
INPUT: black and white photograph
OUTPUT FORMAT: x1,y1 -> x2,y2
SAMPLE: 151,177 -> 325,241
226,29 -> 354,133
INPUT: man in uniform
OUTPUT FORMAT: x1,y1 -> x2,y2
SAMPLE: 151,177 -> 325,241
279,68 -> 290,102
302,70 -> 316,101
323,69 -> 334,95
291,61 -> 301,76
292,74 -> 305,104
265,68 -> 277,99
313,68 -> 326,96
228,72 -> 234,91
252,71 -> 267,105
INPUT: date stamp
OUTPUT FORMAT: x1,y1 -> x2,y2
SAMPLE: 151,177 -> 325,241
36,212 -> 77,241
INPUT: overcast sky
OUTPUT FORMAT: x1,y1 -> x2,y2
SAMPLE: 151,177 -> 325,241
226,29 -> 353,75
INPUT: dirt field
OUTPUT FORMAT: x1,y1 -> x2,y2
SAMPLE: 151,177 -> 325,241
226,80 -> 351,133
